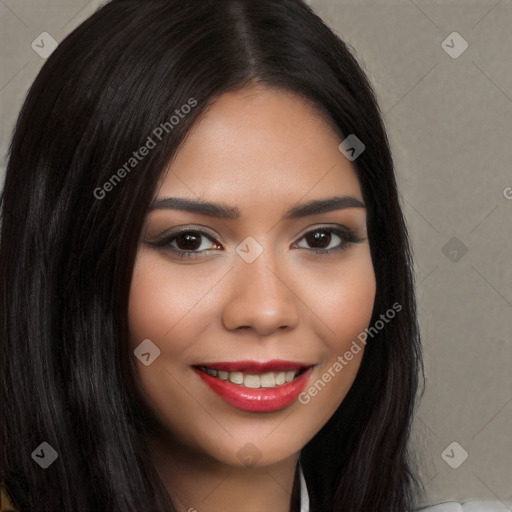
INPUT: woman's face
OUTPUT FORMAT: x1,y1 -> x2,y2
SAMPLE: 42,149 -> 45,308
128,84 -> 376,467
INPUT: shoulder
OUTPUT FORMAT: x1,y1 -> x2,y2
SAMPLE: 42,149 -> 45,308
418,502 -> 511,512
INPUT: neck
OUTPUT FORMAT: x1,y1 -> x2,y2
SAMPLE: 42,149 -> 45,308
148,434 -> 301,512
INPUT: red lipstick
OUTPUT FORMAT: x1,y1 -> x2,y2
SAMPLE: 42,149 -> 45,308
199,360 -> 307,373
193,360 -> 314,412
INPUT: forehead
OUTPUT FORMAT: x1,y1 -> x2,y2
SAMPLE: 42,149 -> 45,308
157,84 -> 362,205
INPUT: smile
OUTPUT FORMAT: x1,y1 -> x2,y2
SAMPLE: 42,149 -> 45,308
193,360 -> 314,412
197,366 -> 306,388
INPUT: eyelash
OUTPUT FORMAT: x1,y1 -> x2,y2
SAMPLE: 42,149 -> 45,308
146,225 -> 364,259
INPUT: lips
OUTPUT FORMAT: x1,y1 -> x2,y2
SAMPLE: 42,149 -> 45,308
193,360 -> 314,412
195,360 -> 308,373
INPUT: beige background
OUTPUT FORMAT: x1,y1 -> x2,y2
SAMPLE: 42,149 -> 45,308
1,0 -> 511,508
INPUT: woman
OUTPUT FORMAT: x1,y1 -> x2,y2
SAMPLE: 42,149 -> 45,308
1,1 -> 423,510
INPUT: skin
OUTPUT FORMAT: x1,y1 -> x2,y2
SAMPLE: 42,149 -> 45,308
128,84 -> 376,512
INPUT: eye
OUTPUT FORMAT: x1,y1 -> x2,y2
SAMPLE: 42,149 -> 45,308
293,226 -> 363,254
145,228 -> 221,258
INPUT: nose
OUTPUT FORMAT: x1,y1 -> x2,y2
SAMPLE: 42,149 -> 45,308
221,249 -> 300,336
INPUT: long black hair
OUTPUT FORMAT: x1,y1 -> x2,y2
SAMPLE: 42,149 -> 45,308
0,1 -> 423,510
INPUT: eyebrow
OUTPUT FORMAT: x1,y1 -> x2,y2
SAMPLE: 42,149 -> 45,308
149,195 -> 365,219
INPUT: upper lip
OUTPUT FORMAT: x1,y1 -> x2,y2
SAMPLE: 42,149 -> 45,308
193,360 -> 313,373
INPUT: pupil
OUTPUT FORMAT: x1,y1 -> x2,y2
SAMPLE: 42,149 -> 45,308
177,232 -> 201,250
307,230 -> 330,248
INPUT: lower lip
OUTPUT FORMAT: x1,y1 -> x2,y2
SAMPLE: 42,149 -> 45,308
194,367 -> 314,412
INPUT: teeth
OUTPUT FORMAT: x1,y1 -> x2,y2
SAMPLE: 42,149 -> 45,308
203,367 -> 218,377
200,367 -> 302,388
243,374 -> 260,388
275,372 -> 285,385
229,371 -> 244,384
260,372 -> 275,388
285,371 -> 295,382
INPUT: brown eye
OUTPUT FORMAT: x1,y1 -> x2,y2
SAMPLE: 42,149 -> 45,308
145,228 -> 221,258
294,226 -> 363,254
304,230 -> 332,249
174,232 -> 203,251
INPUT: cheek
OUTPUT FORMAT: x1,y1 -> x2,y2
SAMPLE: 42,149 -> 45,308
128,258 -> 177,346
302,249 -> 376,349
303,251 -> 375,378
127,253 -> 219,443
127,251 -> 221,348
